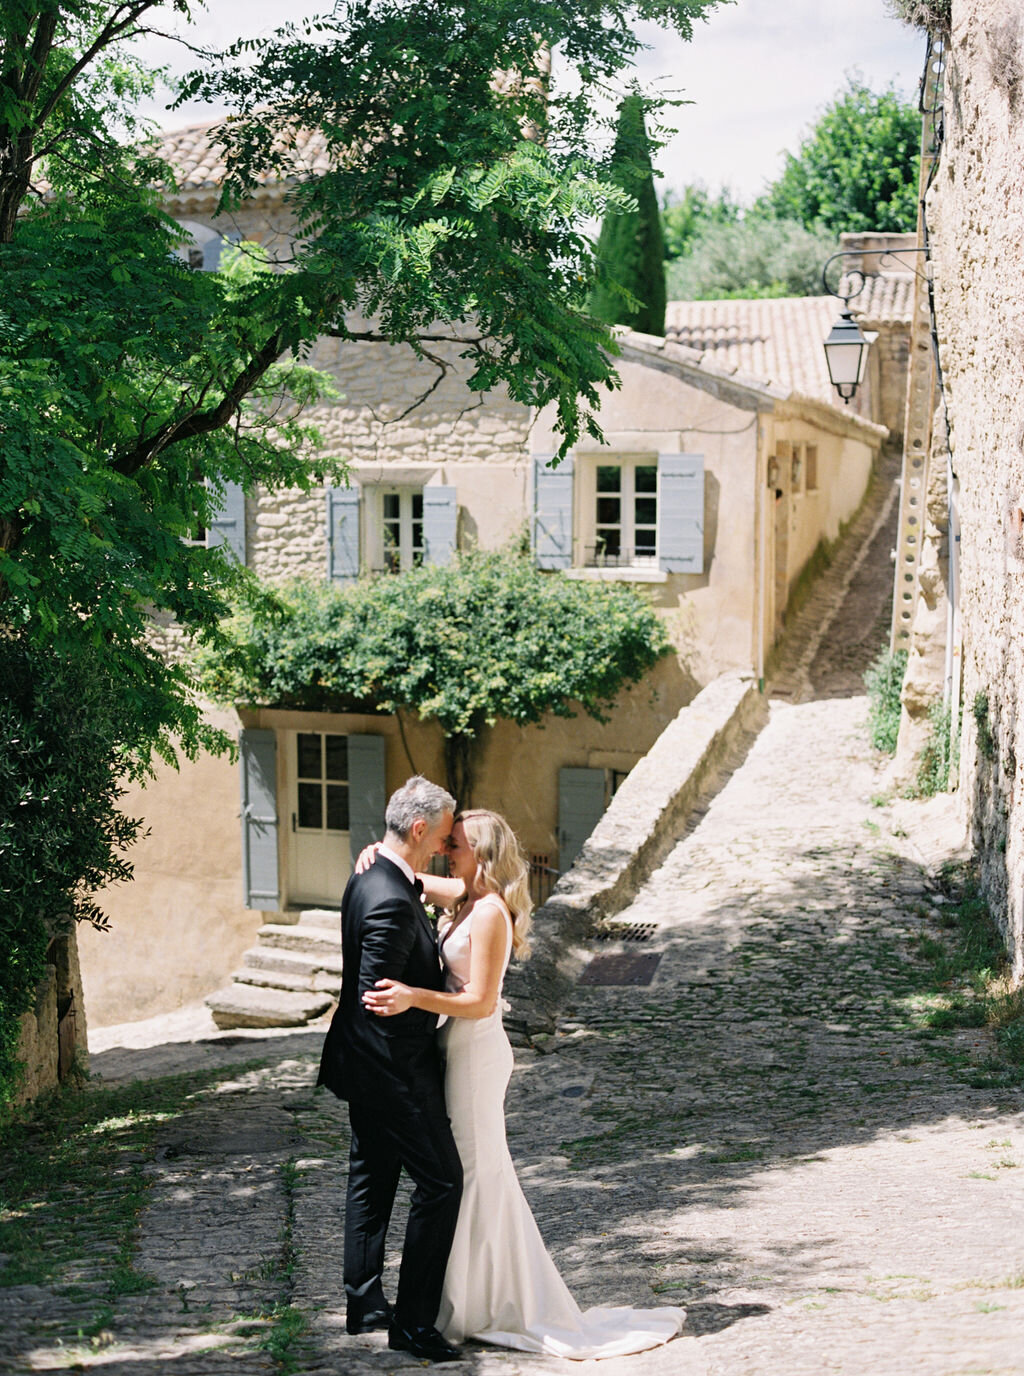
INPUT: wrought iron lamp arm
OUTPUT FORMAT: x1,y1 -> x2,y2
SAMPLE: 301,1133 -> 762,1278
821,247 -> 930,304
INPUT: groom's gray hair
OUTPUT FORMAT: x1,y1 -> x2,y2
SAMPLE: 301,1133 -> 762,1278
385,776 -> 456,839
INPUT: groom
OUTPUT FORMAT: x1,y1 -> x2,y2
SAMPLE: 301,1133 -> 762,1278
317,775 -> 462,1363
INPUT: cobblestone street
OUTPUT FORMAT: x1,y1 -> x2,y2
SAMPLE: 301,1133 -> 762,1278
3,461 -> 1023,1375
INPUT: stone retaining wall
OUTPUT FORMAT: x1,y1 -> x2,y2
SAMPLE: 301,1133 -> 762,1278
504,673 -> 767,1034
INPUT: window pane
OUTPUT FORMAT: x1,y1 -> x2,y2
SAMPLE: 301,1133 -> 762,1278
596,466 -> 621,493
297,733 -> 321,779
326,784 -> 350,832
596,497 -> 621,524
635,528 -> 657,555
635,465 -> 657,493
412,493 -> 423,519
635,497 -> 657,526
324,735 -> 348,781
596,530 -> 621,558
298,782 -> 323,829
383,493 -> 400,519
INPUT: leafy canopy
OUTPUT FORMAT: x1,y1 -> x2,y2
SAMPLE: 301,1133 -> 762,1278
754,76 -> 921,235
666,216 -> 837,300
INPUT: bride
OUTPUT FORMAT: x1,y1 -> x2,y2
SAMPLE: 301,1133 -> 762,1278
360,809 -> 684,1360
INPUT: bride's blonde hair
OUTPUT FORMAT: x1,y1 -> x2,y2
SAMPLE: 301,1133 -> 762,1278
457,809 -> 532,959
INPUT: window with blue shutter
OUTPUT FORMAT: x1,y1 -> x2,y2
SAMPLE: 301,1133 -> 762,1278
348,734 -> 387,861
207,481 -> 247,563
240,728 -> 280,911
658,453 -> 705,574
557,766 -> 607,874
422,486 -> 457,567
534,454 -> 575,569
327,486 -> 361,583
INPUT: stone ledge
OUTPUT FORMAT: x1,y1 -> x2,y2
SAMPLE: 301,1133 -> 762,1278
505,673 -> 766,1038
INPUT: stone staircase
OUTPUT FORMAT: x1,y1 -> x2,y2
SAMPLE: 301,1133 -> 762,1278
205,908 -> 342,1030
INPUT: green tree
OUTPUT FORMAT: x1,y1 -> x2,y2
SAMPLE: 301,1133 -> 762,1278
667,216 -> 836,299
755,77 -> 921,234
588,93 -> 667,335
660,182 -> 740,261
198,553 -> 672,805
0,0 -> 727,1098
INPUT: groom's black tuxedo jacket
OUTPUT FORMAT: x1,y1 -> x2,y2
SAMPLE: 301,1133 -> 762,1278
317,854 -> 446,1102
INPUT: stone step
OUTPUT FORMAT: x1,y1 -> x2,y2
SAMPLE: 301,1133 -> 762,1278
296,907 -> 340,930
243,946 -> 344,979
205,982 -> 333,1030
232,965 -> 314,993
258,923 -> 341,956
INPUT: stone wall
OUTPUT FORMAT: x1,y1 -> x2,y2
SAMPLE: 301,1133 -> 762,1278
505,673 -> 767,1033
927,0 -> 1024,977
13,928 -> 89,1107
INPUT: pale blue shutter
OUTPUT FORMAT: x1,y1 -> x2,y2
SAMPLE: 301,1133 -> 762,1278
422,487 -> 457,566
557,766 -> 606,874
534,454 -> 574,569
202,229 -> 242,270
658,453 -> 705,573
327,486 -> 361,583
240,728 -> 279,911
348,734 -> 387,861
207,481 -> 247,562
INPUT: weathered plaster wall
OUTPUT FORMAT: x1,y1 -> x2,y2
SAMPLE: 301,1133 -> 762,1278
929,0 -> 1024,976
78,708 -> 259,1026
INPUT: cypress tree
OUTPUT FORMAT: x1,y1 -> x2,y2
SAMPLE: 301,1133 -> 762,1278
589,94 -> 667,336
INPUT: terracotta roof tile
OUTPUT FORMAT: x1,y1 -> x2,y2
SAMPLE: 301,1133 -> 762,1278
665,281 -> 912,406
665,296 -> 840,405
152,119 -> 332,194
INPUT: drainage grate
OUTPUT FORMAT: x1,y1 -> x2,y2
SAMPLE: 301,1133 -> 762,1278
577,953 -> 662,987
592,921 -> 658,943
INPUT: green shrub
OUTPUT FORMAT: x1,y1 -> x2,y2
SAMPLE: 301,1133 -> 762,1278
863,648 -> 907,754
915,698 -> 958,797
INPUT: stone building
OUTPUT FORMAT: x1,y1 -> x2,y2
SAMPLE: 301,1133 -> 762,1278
78,121 -> 890,1026
913,1 -> 1024,977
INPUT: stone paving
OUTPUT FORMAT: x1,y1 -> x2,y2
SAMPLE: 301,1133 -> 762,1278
3,454 -> 1024,1375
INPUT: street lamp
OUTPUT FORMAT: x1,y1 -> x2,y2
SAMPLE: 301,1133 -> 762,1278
822,309 -> 869,402
820,250 -> 871,405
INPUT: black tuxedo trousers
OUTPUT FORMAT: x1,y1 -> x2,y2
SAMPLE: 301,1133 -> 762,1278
317,856 -> 462,1328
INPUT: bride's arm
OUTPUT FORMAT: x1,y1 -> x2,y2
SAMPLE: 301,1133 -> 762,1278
362,900 -> 507,1021
417,873 -> 464,907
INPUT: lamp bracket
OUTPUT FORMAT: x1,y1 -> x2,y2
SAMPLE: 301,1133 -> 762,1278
821,246 -> 930,306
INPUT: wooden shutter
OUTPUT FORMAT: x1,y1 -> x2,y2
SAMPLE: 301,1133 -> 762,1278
202,229 -> 242,270
207,481 -> 247,563
326,486 -> 361,583
534,454 -> 575,569
557,766 -> 606,874
348,734 -> 387,861
658,453 -> 705,574
240,728 -> 279,911
422,487 -> 457,566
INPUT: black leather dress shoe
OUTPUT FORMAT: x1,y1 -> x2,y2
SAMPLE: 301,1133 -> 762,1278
346,1304 -> 394,1335
387,1322 -> 462,1362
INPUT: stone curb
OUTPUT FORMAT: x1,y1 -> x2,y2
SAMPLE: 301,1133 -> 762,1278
505,673 -> 767,1035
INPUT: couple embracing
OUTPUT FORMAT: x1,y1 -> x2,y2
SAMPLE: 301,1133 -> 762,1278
317,775 -> 684,1362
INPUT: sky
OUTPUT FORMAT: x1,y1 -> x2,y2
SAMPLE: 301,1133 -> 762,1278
133,0 -> 925,204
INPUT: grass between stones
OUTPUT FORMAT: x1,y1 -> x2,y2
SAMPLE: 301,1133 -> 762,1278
0,1062 -> 269,1354
897,861 -> 1024,1084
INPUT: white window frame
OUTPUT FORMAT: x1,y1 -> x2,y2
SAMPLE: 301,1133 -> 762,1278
368,485 -> 425,573
578,456 -> 659,569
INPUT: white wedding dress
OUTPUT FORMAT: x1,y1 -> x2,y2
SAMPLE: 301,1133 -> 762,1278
435,902 -> 685,1359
